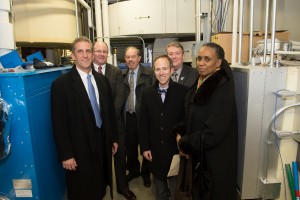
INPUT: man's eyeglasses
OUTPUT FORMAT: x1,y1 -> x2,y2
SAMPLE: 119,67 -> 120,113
94,50 -> 108,54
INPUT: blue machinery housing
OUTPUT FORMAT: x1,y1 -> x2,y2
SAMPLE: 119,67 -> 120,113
0,66 -> 71,200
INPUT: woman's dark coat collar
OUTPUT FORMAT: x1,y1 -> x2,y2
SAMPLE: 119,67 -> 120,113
192,59 -> 232,104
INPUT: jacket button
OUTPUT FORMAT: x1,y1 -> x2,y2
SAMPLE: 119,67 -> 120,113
161,140 -> 164,144
161,127 -> 163,130
161,113 -> 163,116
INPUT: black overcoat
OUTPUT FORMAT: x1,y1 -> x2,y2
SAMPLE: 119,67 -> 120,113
140,80 -> 188,180
51,66 -> 117,199
179,60 -> 238,200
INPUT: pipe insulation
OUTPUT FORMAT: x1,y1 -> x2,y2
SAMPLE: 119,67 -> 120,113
94,0 -> 103,41
77,0 -> 94,29
101,0 -> 112,64
0,0 -> 14,59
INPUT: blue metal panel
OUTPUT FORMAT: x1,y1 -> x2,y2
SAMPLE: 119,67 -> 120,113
0,66 -> 71,200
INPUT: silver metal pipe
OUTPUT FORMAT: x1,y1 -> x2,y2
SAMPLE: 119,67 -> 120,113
74,0 -> 79,37
249,0 -> 254,64
77,0 -> 94,29
94,0 -> 103,41
263,0 -> 270,64
268,102 -> 300,136
231,0 -> 239,64
270,0 -> 277,67
238,0 -> 244,64
196,0 -> 201,42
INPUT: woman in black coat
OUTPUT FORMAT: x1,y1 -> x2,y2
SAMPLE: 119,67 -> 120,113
176,43 -> 238,200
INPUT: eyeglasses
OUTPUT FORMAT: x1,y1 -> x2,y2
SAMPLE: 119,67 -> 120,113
125,55 -> 138,60
94,50 -> 108,54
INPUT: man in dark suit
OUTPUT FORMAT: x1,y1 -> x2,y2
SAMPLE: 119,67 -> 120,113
123,46 -> 153,188
51,36 -> 118,200
166,41 -> 198,88
140,55 -> 188,200
93,41 -> 136,200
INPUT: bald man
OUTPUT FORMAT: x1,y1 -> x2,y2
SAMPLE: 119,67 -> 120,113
93,41 -> 136,200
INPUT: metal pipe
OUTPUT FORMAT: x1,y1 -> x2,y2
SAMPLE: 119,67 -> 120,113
231,0 -> 239,64
196,0 -> 201,42
269,0 -> 277,67
74,0 -> 80,37
263,0 -> 270,64
77,0 -> 94,29
94,0 -> 103,41
102,0 -> 112,64
238,0 -> 244,64
268,102 -> 300,136
249,0 -> 254,64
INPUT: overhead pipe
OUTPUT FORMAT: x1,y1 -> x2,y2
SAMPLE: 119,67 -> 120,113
94,0 -> 103,41
195,0 -> 201,42
263,0 -> 270,65
269,0 -> 277,67
74,0 -> 94,37
248,0 -> 254,64
74,0 -> 80,37
231,0 -> 239,64
77,0 -> 94,29
238,0 -> 244,64
0,0 -> 14,63
101,0 -> 112,64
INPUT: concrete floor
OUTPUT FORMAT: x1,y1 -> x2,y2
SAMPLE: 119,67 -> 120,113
103,174 -> 155,200
104,154 -> 156,200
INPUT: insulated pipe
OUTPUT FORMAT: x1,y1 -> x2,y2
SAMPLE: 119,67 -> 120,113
77,0 -> 94,29
269,0 -> 277,67
238,0 -> 244,64
249,0 -> 254,64
263,0 -> 270,64
0,0 -> 14,61
196,0 -> 201,42
74,0 -> 80,37
231,0 -> 239,64
94,0 -> 103,41
101,0 -> 112,64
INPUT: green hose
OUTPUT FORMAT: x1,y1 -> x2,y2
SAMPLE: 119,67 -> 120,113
286,164 -> 296,200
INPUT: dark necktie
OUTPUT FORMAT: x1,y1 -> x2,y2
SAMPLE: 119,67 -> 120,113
98,66 -> 103,74
87,74 -> 102,128
158,89 -> 167,102
127,71 -> 135,113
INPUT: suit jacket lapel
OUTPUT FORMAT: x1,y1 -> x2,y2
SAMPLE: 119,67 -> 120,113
178,65 -> 187,84
136,65 -> 145,87
105,64 -> 112,78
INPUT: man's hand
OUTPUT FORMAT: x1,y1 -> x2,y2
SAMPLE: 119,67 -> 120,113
62,158 -> 77,170
112,142 -> 118,155
143,150 -> 152,161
